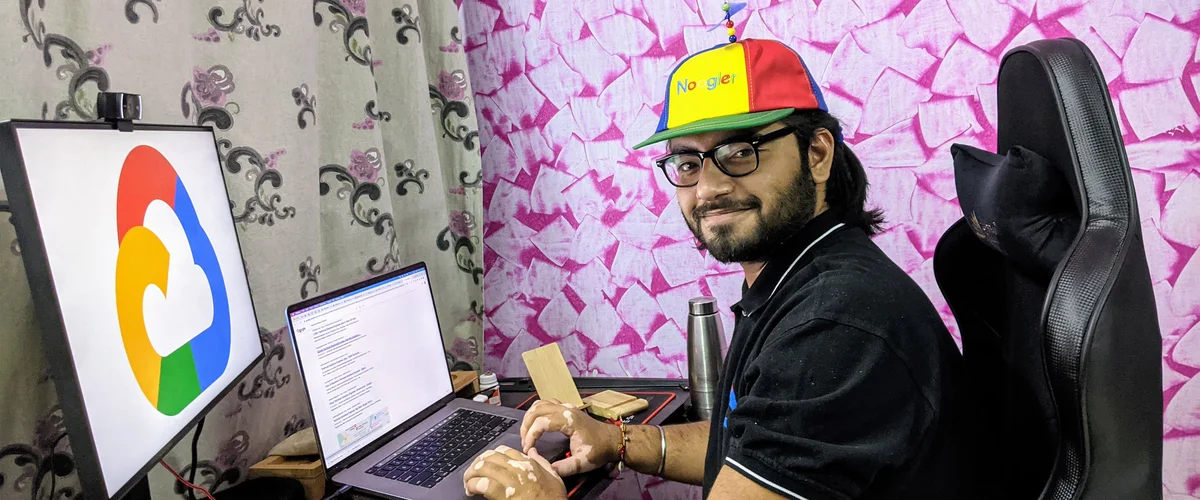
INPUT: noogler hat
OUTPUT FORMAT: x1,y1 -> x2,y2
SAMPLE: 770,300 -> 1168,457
633,37 -> 831,149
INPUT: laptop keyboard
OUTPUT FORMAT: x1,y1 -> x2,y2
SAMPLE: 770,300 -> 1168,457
365,408 -> 517,488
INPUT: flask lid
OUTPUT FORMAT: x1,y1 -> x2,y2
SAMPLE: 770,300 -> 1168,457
689,297 -> 717,315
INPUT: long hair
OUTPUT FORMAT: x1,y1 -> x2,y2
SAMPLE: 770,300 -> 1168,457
781,110 -> 886,236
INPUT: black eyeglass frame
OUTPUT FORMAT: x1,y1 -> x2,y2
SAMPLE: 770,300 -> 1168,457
654,126 -> 797,187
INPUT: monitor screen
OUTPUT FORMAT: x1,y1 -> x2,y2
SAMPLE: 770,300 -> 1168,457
288,266 -> 453,469
3,125 -> 263,498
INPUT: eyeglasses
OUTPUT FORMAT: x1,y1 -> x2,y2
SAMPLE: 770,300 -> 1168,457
655,126 -> 796,188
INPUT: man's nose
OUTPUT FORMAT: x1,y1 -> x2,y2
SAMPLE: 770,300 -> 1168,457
694,157 -> 734,202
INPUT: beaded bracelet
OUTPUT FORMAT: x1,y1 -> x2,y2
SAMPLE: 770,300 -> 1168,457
613,420 -> 630,475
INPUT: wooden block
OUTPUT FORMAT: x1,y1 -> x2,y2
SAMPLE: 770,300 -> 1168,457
521,343 -> 587,409
451,370 -> 479,394
585,390 -> 637,409
585,393 -> 650,420
249,455 -> 325,500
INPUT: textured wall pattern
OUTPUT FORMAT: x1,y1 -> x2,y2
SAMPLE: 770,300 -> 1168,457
464,0 -> 1200,496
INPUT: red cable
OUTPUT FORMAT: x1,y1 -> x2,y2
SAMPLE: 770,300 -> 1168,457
159,460 -> 217,500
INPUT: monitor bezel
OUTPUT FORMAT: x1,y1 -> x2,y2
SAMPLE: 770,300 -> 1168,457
0,119 -> 266,500
284,261 -> 456,476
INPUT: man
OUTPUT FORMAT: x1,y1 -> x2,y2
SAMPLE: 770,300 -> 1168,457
464,38 -> 968,499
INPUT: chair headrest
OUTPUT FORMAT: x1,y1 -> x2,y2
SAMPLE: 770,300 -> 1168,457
951,143 -> 1080,278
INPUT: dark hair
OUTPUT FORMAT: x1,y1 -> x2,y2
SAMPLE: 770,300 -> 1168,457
781,110 -> 885,236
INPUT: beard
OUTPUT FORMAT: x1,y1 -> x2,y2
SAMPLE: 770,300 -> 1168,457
684,165 -> 818,263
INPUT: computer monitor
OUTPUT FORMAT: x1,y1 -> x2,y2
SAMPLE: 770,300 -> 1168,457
0,121 -> 264,499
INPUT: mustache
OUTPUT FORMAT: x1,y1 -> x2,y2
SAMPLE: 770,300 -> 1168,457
693,197 -> 762,219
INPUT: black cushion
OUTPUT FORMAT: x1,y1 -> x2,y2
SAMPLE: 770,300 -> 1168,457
950,144 -> 1079,278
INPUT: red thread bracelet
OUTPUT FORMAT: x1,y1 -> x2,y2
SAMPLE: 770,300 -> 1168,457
612,420 -> 630,476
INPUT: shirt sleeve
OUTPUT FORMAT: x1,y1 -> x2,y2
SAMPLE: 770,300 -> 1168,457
722,319 -> 934,500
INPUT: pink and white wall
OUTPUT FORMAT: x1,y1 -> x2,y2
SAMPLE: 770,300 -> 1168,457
461,0 -> 1200,495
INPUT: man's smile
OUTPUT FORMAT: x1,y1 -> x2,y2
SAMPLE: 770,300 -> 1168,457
701,208 -> 752,226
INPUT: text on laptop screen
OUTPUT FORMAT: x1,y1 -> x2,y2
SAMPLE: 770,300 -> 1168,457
289,268 -> 452,468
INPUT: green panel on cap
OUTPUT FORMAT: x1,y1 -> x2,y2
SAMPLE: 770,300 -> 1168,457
632,108 -> 795,150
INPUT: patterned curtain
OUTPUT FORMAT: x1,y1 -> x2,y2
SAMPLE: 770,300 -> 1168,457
0,1 -> 484,498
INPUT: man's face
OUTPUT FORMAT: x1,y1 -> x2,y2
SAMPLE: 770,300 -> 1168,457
670,122 -> 819,264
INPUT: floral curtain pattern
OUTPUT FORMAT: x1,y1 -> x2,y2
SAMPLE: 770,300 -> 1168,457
0,1 -> 483,498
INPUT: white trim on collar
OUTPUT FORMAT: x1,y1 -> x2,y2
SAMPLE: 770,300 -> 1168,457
742,222 -> 846,317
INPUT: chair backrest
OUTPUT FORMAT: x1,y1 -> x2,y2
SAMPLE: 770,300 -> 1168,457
933,38 -> 1163,500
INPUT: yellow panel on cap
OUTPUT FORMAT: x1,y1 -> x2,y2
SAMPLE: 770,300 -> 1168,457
666,43 -> 750,129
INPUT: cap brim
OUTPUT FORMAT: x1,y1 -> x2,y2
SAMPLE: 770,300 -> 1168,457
632,108 -> 796,150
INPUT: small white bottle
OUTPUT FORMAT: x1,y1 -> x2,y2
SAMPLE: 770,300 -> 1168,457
478,372 -> 501,406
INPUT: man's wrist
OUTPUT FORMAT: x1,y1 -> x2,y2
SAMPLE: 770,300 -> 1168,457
595,423 -> 663,474
622,425 -> 664,475
599,421 -> 624,465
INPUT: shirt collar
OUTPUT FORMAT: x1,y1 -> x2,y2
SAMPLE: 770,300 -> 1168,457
732,211 -> 847,318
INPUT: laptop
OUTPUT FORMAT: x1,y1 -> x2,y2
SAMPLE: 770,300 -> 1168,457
286,262 -> 567,499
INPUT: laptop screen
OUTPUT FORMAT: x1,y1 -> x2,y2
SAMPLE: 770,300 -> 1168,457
288,266 -> 453,469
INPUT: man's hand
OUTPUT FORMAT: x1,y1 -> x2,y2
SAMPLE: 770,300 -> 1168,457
462,445 -> 566,500
519,399 -> 621,476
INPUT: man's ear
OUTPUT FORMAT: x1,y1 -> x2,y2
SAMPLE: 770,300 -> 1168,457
807,128 -> 836,185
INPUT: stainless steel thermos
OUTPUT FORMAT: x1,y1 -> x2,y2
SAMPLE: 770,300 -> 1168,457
687,296 -> 727,421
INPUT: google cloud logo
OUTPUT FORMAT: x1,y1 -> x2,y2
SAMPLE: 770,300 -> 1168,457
114,145 -> 231,416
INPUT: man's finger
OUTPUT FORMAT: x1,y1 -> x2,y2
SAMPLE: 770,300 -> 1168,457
521,411 -> 568,452
489,445 -> 540,481
463,477 -> 484,498
551,454 -> 590,477
463,461 -> 519,496
463,477 -> 514,500
519,401 -> 562,445
480,447 -> 535,480
495,445 -> 526,461
528,447 -> 559,478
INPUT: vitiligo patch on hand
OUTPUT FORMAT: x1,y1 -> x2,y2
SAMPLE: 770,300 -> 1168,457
525,416 -> 551,449
508,459 -> 534,472
476,478 -> 490,493
563,410 -> 574,426
474,461 -> 484,470
554,443 -> 594,475
505,486 -> 516,498
575,443 -> 593,460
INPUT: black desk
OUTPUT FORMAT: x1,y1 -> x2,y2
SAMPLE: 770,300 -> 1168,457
498,377 -> 693,499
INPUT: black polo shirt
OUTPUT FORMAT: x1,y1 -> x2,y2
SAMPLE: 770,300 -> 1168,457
701,211 -> 968,499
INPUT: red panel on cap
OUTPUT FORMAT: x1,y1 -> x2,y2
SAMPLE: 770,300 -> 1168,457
743,39 -> 819,112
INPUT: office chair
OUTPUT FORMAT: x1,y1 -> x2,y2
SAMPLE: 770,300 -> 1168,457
933,38 -> 1163,499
